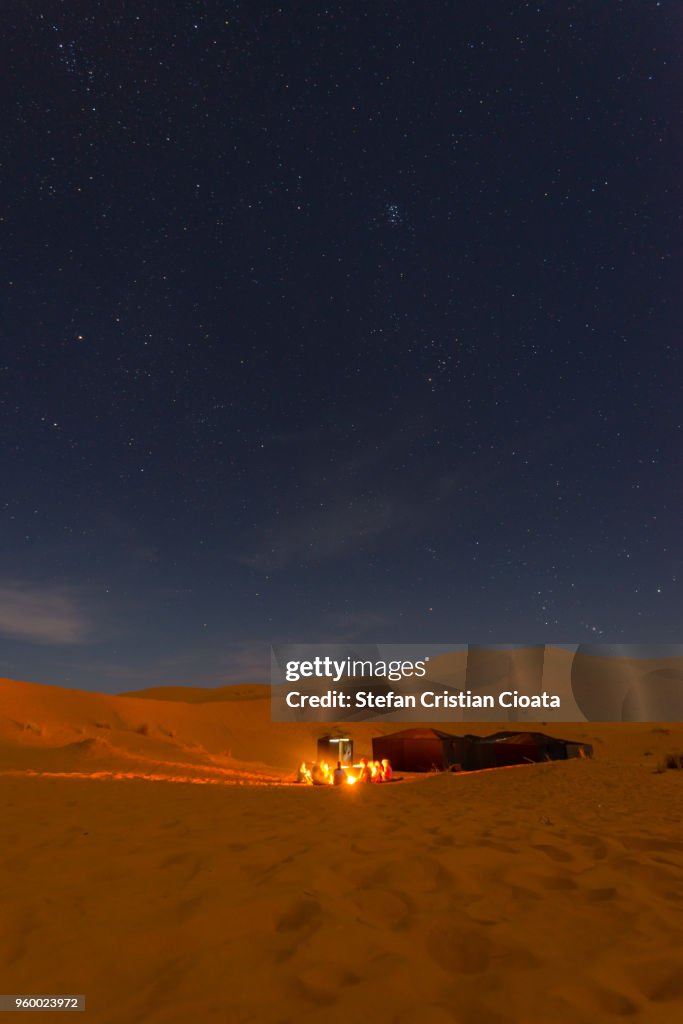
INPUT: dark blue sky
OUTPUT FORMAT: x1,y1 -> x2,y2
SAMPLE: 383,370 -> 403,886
1,1 -> 680,692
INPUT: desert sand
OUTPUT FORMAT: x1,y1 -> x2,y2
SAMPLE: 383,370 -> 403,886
2,675 -> 683,1023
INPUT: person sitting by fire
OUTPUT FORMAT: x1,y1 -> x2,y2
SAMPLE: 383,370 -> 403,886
380,758 -> 393,781
371,761 -> 383,782
357,756 -> 372,782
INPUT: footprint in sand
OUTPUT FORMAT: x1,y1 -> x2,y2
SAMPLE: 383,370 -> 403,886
158,850 -> 203,883
476,839 -> 518,854
609,857 -> 681,890
571,832 -> 610,860
175,892 -> 204,922
430,832 -> 456,848
420,826 -> 456,848
384,855 -> 456,893
507,883 -> 543,902
291,963 -> 362,1007
4,938 -> 30,967
275,896 -> 322,936
569,984 -> 640,1017
537,872 -> 578,891
630,959 -> 683,1003
584,886 -> 618,902
344,855 -> 453,894
531,843 -> 574,863
426,925 -> 491,974
618,835 -> 683,854
349,841 -> 377,856
352,887 -> 414,930
428,920 -> 543,980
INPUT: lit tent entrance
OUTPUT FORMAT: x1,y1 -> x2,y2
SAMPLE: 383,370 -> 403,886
317,733 -> 353,765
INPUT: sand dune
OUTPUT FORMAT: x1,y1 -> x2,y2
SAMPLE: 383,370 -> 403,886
0,677 -> 386,782
1,675 -> 683,1022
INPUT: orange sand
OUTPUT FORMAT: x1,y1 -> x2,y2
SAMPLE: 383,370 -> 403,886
1,676 -> 683,1023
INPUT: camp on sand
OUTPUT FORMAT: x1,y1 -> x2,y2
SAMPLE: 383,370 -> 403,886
296,727 -> 593,782
371,727 -> 593,773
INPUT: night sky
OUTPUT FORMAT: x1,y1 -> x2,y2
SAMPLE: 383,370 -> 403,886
1,2 -> 680,692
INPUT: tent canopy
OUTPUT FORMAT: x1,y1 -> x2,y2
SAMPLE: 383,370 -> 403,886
372,728 -> 593,772
372,728 -> 461,772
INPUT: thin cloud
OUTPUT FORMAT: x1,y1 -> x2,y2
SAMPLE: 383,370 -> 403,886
242,497 -> 396,571
239,409 -> 596,571
0,582 -> 92,645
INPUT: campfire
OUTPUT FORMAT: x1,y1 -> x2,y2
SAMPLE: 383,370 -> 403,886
296,757 -> 393,786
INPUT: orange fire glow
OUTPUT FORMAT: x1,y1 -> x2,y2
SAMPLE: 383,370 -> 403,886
297,759 -> 392,786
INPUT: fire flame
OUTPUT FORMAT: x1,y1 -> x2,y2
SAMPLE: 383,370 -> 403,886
297,759 -> 392,786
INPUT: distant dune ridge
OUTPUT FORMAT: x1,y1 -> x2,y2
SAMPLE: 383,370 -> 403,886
0,676 -> 380,782
3,661 -> 682,779
119,683 -> 271,703
1,674 -> 683,1023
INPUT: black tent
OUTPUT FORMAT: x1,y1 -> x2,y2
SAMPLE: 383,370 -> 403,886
455,731 -> 593,771
372,728 -> 461,772
373,728 -> 593,772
